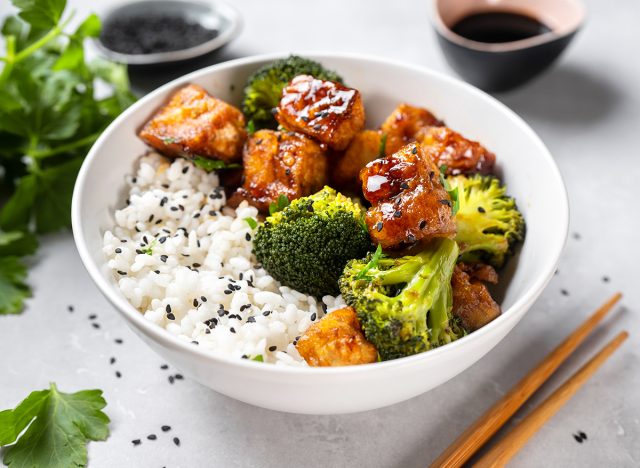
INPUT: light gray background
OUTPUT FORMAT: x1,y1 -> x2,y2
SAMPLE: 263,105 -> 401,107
1,0 -> 638,466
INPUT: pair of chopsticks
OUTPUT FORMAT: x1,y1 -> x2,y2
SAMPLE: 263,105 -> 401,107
431,292 -> 627,467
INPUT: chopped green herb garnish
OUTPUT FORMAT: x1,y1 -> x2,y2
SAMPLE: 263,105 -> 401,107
247,119 -> 256,135
140,239 -> 157,256
192,156 -> 241,172
0,383 -> 110,468
244,217 -> 258,229
251,354 -> 264,362
162,137 -> 178,144
378,133 -> 388,157
355,244 -> 383,281
268,194 -> 290,215
439,165 -> 460,216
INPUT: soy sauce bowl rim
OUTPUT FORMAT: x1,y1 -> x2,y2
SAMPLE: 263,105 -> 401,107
93,0 -> 242,65
429,1 -> 586,53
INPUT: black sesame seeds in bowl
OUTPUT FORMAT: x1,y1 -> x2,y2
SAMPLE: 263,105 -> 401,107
94,0 -> 242,65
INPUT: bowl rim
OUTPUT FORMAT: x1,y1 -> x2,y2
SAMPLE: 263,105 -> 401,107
71,51 -> 569,376
93,0 -> 243,65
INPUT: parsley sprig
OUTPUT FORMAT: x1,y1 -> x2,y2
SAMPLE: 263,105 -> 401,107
0,0 -> 135,313
0,383 -> 110,468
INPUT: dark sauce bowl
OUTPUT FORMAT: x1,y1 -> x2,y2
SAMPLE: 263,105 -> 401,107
94,0 -> 241,65
431,0 -> 586,92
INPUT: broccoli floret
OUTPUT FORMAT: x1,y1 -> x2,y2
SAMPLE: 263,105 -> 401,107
448,174 -> 525,268
339,239 -> 462,360
242,55 -> 343,130
253,187 -> 371,297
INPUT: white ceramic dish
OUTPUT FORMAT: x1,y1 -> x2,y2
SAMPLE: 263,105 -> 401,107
72,52 -> 568,414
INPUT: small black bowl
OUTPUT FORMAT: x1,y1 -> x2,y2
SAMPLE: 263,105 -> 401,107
431,0 -> 586,92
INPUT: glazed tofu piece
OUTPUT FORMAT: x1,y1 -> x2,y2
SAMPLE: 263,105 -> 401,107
360,143 -> 456,249
417,126 -> 496,175
381,103 -> 444,155
138,84 -> 246,163
275,75 -> 365,150
451,263 -> 501,332
229,130 -> 327,212
296,307 -> 378,367
331,130 -> 383,190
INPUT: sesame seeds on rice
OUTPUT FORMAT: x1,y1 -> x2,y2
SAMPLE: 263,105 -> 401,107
103,153 -> 344,365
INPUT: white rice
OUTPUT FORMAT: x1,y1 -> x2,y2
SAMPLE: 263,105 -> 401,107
103,153 -> 345,366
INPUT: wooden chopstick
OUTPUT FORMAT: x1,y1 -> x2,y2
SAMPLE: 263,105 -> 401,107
430,292 -> 622,468
474,330 -> 629,467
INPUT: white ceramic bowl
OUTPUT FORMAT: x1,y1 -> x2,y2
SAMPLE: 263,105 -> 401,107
72,53 -> 568,414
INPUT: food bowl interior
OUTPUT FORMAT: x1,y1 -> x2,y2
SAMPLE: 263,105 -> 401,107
73,53 -> 568,414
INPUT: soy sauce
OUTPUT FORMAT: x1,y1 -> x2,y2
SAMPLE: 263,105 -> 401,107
451,12 -> 552,44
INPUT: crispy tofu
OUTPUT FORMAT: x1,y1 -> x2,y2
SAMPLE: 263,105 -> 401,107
417,126 -> 496,175
451,263 -> 501,332
331,130 -> 383,190
228,130 -> 328,212
381,103 -> 444,155
360,143 -> 456,249
275,75 -> 365,150
296,306 -> 378,367
138,84 -> 246,163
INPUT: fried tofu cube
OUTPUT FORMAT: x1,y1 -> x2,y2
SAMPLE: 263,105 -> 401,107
451,263 -> 501,332
381,103 -> 444,155
275,75 -> 365,150
331,130 -> 383,190
228,130 -> 328,212
296,306 -> 378,367
417,126 -> 496,175
138,84 -> 246,163
360,142 -> 457,249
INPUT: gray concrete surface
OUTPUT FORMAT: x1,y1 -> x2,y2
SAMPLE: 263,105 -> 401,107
1,0 -> 638,466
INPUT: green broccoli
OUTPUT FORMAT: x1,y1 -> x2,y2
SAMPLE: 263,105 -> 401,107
253,187 -> 371,297
448,174 -> 525,268
339,239 -> 462,361
242,55 -> 343,130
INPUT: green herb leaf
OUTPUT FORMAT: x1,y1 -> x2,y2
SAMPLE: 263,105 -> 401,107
1,383 -> 110,468
10,0 -> 67,29
0,175 -> 37,231
161,137 -> 177,144
268,194 -> 290,215
139,239 -> 156,256
0,230 -> 38,257
0,256 -> 31,314
378,133 -> 387,157
355,244 -> 383,280
34,157 -> 83,233
244,217 -> 258,229
73,13 -> 101,38
192,156 -> 241,172
438,165 -> 460,217
251,354 -> 264,362
247,119 -> 255,135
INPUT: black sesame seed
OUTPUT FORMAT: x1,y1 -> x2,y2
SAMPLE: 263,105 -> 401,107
241,354 -> 248,359
245,233 -> 251,241
115,371 -> 121,378
117,270 -> 127,275
162,183 -> 170,189
247,316 -> 256,323
173,437 -> 180,446
159,237 -> 167,244
148,214 -> 155,223
168,375 -> 175,384
154,270 -> 160,274
394,210 -> 402,218
193,299 -> 198,307
573,434 -> 583,443
376,221 -> 383,232
229,327 -> 236,333
147,434 -> 157,440
269,345 -> 277,352
191,341 -> 199,345
411,146 -> 418,154
193,212 -> 200,219
209,210 -> 216,216
419,220 -> 427,229
160,364 -> 169,370
115,248 -> 122,254
200,296 -> 207,302
166,304 -> 172,313
572,232 -> 581,240
174,374 -> 183,380
89,314 -> 97,320
162,425 -> 171,432
182,166 -> 189,174
132,439 -> 141,446
110,357 -> 116,364
301,116 -> 309,122
313,124 -> 322,130
161,255 -> 168,262
115,338 -> 123,344
439,199 -> 452,206
193,263 -> 201,268
561,289 -> 569,296
407,233 -> 416,243
92,323 -> 100,329
224,289 -> 232,295
67,305 -> 74,312
477,206 -> 486,213
263,310 -> 271,316
579,431 -> 587,439
310,313 -> 317,321
167,313 -> 175,320
400,182 -> 409,189
160,197 -> 168,207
